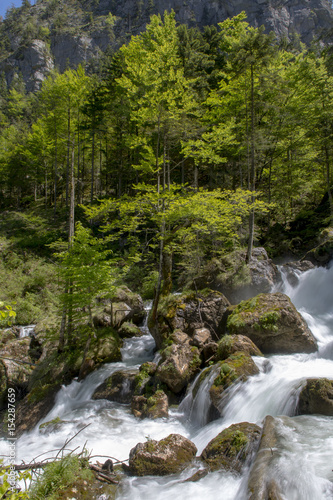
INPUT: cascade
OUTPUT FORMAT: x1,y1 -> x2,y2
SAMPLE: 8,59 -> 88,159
1,265 -> 333,499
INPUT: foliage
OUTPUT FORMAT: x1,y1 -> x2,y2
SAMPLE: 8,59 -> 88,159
0,460 -> 31,499
28,453 -> 94,500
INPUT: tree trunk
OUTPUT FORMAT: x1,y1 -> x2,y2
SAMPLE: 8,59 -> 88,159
246,63 -> 255,264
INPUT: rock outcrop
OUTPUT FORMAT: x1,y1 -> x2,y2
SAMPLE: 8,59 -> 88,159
227,292 -> 318,354
128,433 -> 197,476
3,0 -> 332,92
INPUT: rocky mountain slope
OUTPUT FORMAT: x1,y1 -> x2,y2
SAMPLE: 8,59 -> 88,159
0,0 -> 332,91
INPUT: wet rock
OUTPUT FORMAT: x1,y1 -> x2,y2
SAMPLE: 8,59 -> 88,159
131,390 -> 169,419
156,341 -> 201,393
133,362 -> 158,396
280,260 -> 315,287
92,370 -> 138,404
297,378 -> 333,416
149,290 -> 230,350
201,422 -> 261,473
39,416 -> 67,435
216,335 -> 263,361
182,468 -> 209,482
128,433 -> 197,476
227,292 -> 317,355
209,353 -> 259,412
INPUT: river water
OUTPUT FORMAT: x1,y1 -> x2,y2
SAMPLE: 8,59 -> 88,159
2,264 -> 333,499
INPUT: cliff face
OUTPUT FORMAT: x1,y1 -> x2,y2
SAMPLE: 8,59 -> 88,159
0,0 -> 332,92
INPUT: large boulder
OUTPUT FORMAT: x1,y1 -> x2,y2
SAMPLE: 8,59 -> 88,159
227,292 -> 317,355
209,353 -> 259,412
149,290 -> 230,350
92,370 -> 138,404
201,422 -> 261,473
156,336 -> 201,393
297,378 -> 333,416
128,434 -> 197,476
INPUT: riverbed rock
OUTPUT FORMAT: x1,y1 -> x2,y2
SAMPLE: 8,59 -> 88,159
216,335 -> 263,361
128,433 -> 197,476
93,287 -> 145,328
117,321 -> 143,338
227,292 -> 318,355
280,260 -> 315,287
132,361 -> 158,397
209,353 -> 260,412
78,332 -> 122,380
92,370 -> 138,404
113,286 -> 146,325
297,378 -> 333,416
156,340 -> 201,393
149,290 -> 230,350
131,390 -> 169,419
201,422 -> 261,473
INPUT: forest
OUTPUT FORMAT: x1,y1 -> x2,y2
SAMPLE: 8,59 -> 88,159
1,9 -> 333,499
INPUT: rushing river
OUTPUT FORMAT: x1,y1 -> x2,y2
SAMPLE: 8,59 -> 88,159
2,264 -> 333,499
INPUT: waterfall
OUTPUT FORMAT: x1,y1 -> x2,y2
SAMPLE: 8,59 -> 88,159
1,265 -> 333,499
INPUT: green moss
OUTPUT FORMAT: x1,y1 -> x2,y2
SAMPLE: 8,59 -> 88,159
227,294 -> 281,333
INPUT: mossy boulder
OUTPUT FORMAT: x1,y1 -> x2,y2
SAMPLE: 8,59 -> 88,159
149,290 -> 230,350
216,334 -> 263,361
201,422 -> 261,473
156,341 -> 201,394
209,353 -> 259,411
227,292 -> 317,355
128,433 -> 197,476
92,370 -> 138,404
297,378 -> 333,416
79,330 -> 122,380
131,390 -> 168,419
117,321 -> 142,339
133,361 -> 158,396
